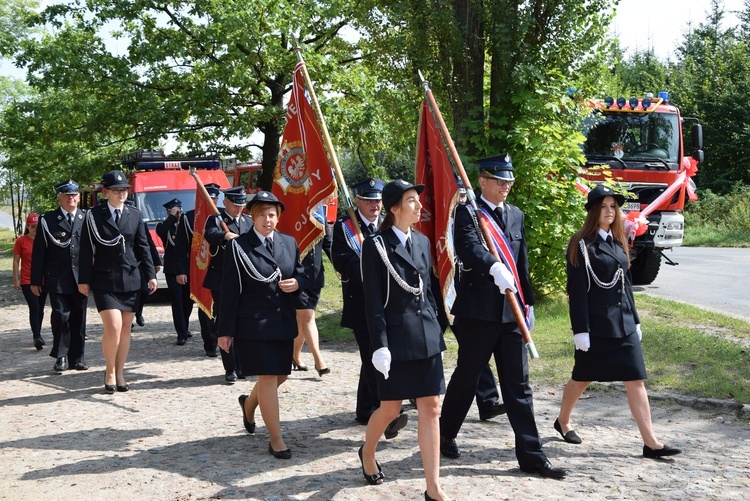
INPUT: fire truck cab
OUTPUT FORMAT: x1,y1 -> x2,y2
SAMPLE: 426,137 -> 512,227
580,92 -> 704,284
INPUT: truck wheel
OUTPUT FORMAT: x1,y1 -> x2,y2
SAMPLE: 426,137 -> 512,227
631,248 -> 662,285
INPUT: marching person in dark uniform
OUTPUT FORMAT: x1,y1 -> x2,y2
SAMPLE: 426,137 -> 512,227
203,186 -> 251,383
439,154 -> 566,479
291,202 -> 332,375
156,198 -> 193,345
218,191 -> 308,460
359,180 -> 448,501
78,170 -> 158,394
30,180 -> 89,372
331,178 -> 408,439
175,183 -> 220,357
554,185 -> 681,459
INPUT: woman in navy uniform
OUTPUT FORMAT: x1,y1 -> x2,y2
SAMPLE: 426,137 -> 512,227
217,191 -> 307,460
359,180 -> 448,501
554,185 -> 681,459
78,170 -> 158,393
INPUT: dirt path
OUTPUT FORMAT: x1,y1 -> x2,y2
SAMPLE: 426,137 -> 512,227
1,292 -> 749,501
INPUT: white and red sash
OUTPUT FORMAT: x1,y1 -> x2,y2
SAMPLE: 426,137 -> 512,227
477,207 -> 530,327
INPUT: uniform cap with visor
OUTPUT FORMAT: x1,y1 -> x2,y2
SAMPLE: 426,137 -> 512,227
246,190 -> 285,212
102,170 -> 132,189
222,186 -> 247,206
478,153 -> 515,181
353,177 -> 386,200
205,183 -> 221,199
163,198 -> 182,210
55,180 -> 80,194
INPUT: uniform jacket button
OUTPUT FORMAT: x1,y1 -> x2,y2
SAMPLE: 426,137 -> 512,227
416,310 -> 421,315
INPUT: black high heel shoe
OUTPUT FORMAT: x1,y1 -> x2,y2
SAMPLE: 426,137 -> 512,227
104,383 -> 115,394
116,384 -> 129,392
358,445 -> 384,485
316,366 -> 330,376
238,394 -> 256,434
554,418 -> 582,444
291,359 -> 308,371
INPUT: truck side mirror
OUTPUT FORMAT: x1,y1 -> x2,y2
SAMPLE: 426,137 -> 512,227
692,150 -> 704,163
691,124 -> 703,150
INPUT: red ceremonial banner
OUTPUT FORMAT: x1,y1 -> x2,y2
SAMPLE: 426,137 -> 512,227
189,189 -> 213,317
414,99 -> 460,318
272,62 -> 336,258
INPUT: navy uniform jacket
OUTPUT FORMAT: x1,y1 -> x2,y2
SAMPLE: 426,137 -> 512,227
451,200 -> 535,323
567,234 -> 640,338
219,230 -> 308,341
155,214 -> 180,274
302,222 -> 332,291
79,203 -> 156,292
331,213 -> 380,330
202,210 -> 252,292
361,228 -> 445,362
174,210 -> 195,276
30,208 -> 86,294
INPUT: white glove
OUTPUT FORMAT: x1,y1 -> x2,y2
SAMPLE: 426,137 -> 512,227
490,262 -> 517,294
573,333 -> 590,352
636,324 -> 642,341
528,306 -> 535,331
372,347 -> 392,380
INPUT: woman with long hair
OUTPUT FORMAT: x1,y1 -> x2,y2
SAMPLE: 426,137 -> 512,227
554,184 -> 681,459
218,191 -> 308,460
359,180 -> 449,501
78,171 -> 157,393
13,213 -> 48,350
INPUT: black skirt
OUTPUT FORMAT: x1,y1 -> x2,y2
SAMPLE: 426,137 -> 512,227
376,354 -> 446,401
233,338 -> 293,376
571,332 -> 647,382
294,287 -> 321,310
93,290 -> 139,313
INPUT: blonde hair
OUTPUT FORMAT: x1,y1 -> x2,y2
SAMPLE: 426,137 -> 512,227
568,197 -> 629,267
248,203 -> 280,219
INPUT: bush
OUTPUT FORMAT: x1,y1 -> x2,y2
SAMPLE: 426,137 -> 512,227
684,185 -> 750,233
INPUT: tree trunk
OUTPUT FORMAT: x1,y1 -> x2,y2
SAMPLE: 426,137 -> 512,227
258,73 -> 289,191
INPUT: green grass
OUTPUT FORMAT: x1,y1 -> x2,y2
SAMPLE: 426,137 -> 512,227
530,294 -> 750,403
682,224 -> 750,247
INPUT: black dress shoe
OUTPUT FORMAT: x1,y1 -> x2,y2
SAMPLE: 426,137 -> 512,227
135,315 -> 145,327
53,357 -> 68,372
384,412 -> 408,439
268,443 -> 291,459
175,338 -> 187,346
316,366 -> 330,376
440,436 -> 461,459
238,395 -> 256,434
116,384 -> 129,392
104,384 -> 116,394
73,362 -> 89,371
554,418 -> 582,444
186,331 -> 193,338
358,445 -> 384,485
33,337 -> 45,350
643,444 -> 682,458
479,402 -> 507,421
291,359 -> 308,371
520,460 -> 567,479
205,350 -> 219,357
225,371 -> 238,383
236,371 -> 246,379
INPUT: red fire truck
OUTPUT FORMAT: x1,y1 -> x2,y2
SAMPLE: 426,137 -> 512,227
579,92 -> 703,284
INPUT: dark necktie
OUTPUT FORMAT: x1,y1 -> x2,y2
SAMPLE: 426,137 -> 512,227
368,223 -> 375,234
405,237 -> 412,258
606,235 -> 614,249
67,213 -> 73,227
265,237 -> 274,254
494,205 -> 505,231
114,209 -> 121,225
235,218 -> 241,232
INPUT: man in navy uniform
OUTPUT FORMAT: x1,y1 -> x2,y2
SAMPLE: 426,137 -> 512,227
156,198 -> 194,345
30,180 -> 88,372
203,186 -> 251,383
439,154 -> 566,479
331,177 -> 408,439
175,184 -> 220,357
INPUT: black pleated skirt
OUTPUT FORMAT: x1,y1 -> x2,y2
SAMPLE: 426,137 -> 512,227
233,338 -> 293,376
571,332 -> 647,382
376,353 -> 446,401
93,290 -> 139,313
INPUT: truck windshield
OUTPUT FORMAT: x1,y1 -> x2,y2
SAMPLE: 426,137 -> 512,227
582,111 -> 681,166
133,190 -> 196,223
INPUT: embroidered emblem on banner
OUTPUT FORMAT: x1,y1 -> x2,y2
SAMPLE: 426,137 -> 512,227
275,140 -> 309,193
